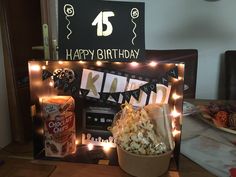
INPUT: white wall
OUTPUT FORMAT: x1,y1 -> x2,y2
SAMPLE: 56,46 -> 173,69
112,0 -> 236,99
0,25 -> 11,147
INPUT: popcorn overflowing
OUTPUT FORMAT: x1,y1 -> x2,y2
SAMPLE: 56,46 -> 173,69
110,103 -> 174,155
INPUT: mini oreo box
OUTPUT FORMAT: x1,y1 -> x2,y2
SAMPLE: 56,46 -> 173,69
41,96 -> 76,157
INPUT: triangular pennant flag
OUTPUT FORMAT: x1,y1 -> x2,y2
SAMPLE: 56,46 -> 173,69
160,76 -> 168,87
131,89 -> 140,101
122,91 -> 132,103
54,79 -> 63,88
110,92 -> 120,102
99,92 -> 110,101
71,85 -> 78,95
80,89 -> 90,97
52,75 -> 57,82
63,82 -> 71,92
168,66 -> 178,79
42,69 -> 53,80
149,82 -> 157,93
140,83 -> 151,95
58,79 -> 66,90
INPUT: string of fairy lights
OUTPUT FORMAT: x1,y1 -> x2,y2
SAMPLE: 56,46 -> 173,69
29,60 -> 184,151
30,60 -> 181,68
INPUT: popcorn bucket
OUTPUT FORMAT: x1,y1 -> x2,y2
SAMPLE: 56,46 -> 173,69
111,104 -> 174,177
117,145 -> 172,177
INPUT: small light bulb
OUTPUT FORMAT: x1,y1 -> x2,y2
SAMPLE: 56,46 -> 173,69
87,143 -> 94,151
172,93 -> 181,100
79,61 -> 85,64
178,76 -> 183,81
42,65 -> 46,70
37,128 -> 44,135
149,61 -> 158,67
49,81 -> 54,87
172,129 -> 181,137
30,65 -> 41,71
103,143 -> 111,152
96,61 -> 103,66
171,106 -> 181,118
58,61 -> 64,65
130,62 -> 139,67
179,63 -> 185,68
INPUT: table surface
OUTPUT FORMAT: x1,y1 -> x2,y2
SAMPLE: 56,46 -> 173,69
182,99 -> 236,177
0,99 -> 221,177
0,152 -> 216,177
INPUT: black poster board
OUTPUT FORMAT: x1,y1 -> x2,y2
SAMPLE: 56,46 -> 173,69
29,60 -> 184,170
58,0 -> 145,61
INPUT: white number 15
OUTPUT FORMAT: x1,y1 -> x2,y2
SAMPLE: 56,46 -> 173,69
92,11 -> 115,37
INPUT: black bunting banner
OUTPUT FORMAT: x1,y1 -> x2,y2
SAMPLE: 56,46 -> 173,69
59,79 -> 67,90
122,91 -> 132,103
140,84 -> 152,95
168,66 -> 178,79
99,92 -> 110,101
149,82 -> 157,93
63,82 -> 70,92
110,92 -> 120,102
54,79 -> 63,88
140,82 -> 157,95
131,89 -> 140,101
42,66 -> 179,104
160,76 -> 169,87
80,89 -> 90,97
42,70 -> 53,80
71,85 -> 78,95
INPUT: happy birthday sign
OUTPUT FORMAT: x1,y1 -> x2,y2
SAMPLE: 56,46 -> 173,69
58,0 -> 145,61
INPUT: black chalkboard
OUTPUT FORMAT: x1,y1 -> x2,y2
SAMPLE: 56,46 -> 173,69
58,0 -> 145,61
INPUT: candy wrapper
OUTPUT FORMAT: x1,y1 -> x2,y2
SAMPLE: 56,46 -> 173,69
110,103 -> 174,155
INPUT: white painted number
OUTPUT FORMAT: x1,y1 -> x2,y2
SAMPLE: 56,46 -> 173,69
92,11 -> 115,36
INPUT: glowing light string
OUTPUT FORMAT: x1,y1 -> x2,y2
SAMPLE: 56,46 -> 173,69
41,65 -> 179,105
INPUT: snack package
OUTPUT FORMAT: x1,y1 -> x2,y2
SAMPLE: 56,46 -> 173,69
42,96 -> 75,116
110,103 -> 174,155
144,104 -> 175,151
41,96 -> 76,157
